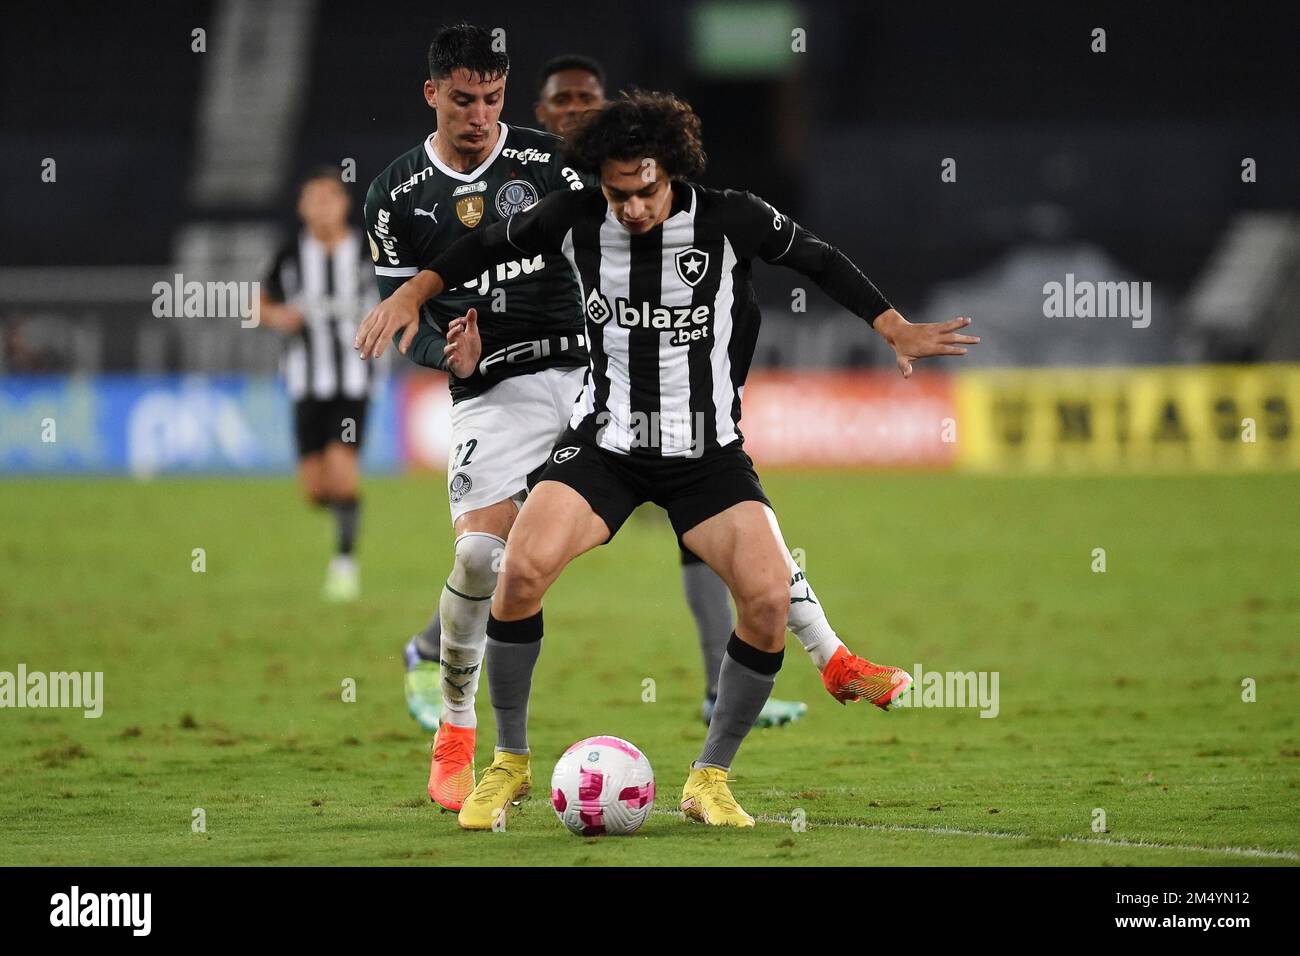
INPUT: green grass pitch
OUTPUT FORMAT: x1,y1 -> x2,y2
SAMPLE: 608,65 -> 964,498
1,472 -> 1297,866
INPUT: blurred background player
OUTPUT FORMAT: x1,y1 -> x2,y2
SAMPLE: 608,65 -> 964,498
536,52 -> 811,729
260,168 -> 379,602
533,54 -> 607,138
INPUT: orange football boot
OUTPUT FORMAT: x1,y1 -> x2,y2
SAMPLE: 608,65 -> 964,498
821,646 -> 913,710
428,723 -> 475,811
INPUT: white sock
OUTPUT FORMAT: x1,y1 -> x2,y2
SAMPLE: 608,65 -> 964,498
787,564 -> 845,671
438,532 -> 504,729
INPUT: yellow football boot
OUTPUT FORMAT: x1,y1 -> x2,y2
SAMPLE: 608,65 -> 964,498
680,766 -> 756,827
457,750 -> 532,830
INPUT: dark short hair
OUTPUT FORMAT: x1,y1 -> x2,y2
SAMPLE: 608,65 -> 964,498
428,23 -> 510,84
565,90 -> 707,179
299,165 -> 348,192
537,54 -> 606,92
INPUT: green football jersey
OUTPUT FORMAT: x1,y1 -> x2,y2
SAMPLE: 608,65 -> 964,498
364,122 -> 589,401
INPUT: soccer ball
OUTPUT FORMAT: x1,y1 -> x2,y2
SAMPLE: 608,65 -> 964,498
550,736 -> 655,836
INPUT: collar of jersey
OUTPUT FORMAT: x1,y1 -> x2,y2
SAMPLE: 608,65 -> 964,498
424,122 -> 509,182
605,181 -> 697,232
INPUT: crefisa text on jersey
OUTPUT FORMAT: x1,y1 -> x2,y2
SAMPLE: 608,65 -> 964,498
501,147 -> 551,165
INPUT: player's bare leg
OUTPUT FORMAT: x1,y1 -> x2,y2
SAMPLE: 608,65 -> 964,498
423,496 -> 517,811
676,501 -> 791,826
456,480 -> 609,830
683,547 -> 808,728
297,453 -> 326,506
319,442 -> 362,603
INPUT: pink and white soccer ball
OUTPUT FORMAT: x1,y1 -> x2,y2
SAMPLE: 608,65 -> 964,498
551,736 -> 655,836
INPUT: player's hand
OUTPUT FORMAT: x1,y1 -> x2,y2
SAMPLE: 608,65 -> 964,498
874,310 -> 979,378
278,306 -> 305,333
260,300 -> 304,333
443,308 -> 481,379
354,286 -> 422,360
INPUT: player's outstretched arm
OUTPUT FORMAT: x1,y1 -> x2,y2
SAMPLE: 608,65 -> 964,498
727,190 -> 979,376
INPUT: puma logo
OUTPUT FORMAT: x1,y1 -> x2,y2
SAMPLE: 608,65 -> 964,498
414,205 -> 439,222
440,658 -> 477,696
791,588 -> 818,605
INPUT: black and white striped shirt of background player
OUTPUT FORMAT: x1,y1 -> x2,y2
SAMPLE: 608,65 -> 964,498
263,229 -> 381,402
424,181 -> 893,458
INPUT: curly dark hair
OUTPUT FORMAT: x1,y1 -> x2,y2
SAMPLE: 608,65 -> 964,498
428,23 -> 509,84
565,90 -> 707,179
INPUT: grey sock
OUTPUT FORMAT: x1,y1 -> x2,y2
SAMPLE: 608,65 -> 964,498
415,610 -> 441,660
681,559 -> 733,698
486,634 -> 542,754
696,636 -> 782,770
331,497 -> 360,556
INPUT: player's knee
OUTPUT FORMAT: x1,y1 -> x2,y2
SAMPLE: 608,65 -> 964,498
737,580 -> 789,640
498,545 -> 554,604
449,532 -> 505,598
328,472 -> 358,501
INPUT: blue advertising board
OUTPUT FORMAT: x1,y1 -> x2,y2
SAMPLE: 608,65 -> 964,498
0,375 -> 399,475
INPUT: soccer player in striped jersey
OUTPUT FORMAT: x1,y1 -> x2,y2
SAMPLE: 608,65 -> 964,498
372,27 -> 804,816
534,53 -> 809,729
357,92 -> 979,827
261,168 -> 379,602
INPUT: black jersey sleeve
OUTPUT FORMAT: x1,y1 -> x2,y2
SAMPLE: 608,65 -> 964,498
722,190 -> 893,326
262,241 -> 295,302
422,189 -> 580,287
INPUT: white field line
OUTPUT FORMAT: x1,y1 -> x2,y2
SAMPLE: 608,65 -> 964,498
649,810 -> 1299,861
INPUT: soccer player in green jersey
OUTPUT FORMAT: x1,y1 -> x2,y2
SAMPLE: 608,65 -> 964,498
368,25 -> 588,811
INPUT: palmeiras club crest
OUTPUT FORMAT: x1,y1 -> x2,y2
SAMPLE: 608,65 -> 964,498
495,179 -> 538,218
674,248 -> 709,287
449,472 -> 472,503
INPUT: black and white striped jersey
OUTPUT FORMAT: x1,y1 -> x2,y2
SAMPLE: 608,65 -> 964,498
425,182 -> 892,458
263,230 -> 380,402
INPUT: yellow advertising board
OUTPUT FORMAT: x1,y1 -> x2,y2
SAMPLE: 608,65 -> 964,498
954,364 -> 1300,472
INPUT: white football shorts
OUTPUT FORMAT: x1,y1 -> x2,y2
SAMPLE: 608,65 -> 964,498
444,365 -> 587,523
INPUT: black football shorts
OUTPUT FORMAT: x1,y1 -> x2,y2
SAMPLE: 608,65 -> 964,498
533,426 -> 772,543
294,397 -> 369,458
